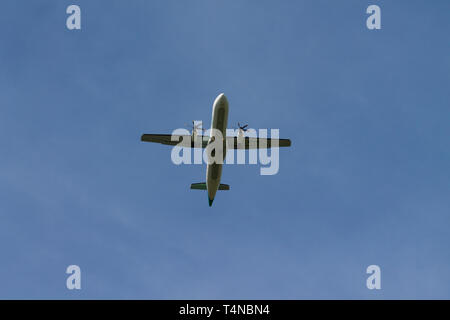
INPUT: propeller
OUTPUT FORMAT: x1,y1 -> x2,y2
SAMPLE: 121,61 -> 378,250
237,122 -> 248,132
185,121 -> 205,134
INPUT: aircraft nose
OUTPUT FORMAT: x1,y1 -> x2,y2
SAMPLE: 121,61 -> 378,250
216,93 -> 228,105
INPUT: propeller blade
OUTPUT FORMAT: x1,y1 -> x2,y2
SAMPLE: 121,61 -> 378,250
237,122 -> 249,131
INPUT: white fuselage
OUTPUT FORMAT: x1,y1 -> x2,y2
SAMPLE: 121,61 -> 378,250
206,93 -> 229,203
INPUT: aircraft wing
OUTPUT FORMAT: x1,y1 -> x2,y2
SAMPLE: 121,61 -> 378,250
226,137 -> 291,149
141,134 -> 291,149
141,134 -> 209,148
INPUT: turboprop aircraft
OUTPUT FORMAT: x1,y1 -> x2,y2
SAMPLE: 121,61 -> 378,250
141,93 -> 291,206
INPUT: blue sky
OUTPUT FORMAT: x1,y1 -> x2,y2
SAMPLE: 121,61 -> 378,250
0,1 -> 449,299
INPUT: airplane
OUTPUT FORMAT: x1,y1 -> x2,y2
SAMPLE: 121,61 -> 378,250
141,93 -> 291,206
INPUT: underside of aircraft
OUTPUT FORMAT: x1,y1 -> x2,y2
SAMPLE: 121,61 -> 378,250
141,93 -> 291,206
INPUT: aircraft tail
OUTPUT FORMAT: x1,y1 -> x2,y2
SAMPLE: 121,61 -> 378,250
190,183 -> 230,190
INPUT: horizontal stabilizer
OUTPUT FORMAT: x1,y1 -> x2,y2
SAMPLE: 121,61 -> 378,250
218,184 -> 230,190
190,183 -> 207,190
190,183 -> 230,190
